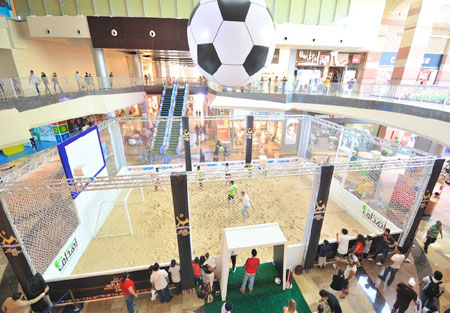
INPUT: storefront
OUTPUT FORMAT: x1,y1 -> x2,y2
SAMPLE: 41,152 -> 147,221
378,126 -> 417,147
417,54 -> 443,85
376,52 -> 397,85
377,52 -> 443,85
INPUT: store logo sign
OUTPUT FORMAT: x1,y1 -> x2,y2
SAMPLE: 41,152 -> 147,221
0,231 -> 22,256
298,50 -> 330,66
362,205 -> 386,230
54,238 -> 78,272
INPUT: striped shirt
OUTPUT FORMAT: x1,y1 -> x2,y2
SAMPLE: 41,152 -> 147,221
429,224 -> 442,238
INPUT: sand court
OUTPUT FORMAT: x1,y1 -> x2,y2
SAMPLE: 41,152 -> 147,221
73,175 -> 370,275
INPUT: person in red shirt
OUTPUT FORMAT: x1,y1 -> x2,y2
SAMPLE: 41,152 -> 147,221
119,272 -> 137,313
192,257 -> 203,291
351,234 -> 365,266
240,249 -> 260,294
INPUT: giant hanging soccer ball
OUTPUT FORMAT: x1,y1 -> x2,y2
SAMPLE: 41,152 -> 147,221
187,0 -> 276,87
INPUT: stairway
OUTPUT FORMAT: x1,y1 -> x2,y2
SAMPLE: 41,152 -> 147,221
167,87 -> 185,155
152,87 -> 173,154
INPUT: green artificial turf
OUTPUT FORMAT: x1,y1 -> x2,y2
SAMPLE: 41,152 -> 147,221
205,263 -> 311,313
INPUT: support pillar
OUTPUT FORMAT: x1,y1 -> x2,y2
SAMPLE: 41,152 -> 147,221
303,165 -> 334,270
358,24 -> 389,85
91,47 -> 110,89
399,159 -> 444,254
182,117 -> 192,171
434,40 -> 450,86
170,172 -> 195,290
153,60 -> 162,79
0,199 -> 35,298
134,52 -> 143,82
391,0 -> 434,85
287,49 -> 297,91
245,115 -> 254,165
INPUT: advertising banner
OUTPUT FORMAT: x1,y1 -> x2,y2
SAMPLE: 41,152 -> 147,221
245,116 -> 254,165
0,200 -> 34,296
284,119 -> 299,146
48,265 -> 171,303
182,117 -> 192,172
217,120 -> 230,142
303,165 -> 334,270
170,173 -> 195,290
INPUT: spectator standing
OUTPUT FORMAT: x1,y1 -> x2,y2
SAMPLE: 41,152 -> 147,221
221,302 -> 234,313
423,221 -> 443,254
200,148 -> 206,163
318,240 -> 331,269
392,279 -> 417,313
88,73 -> 94,90
274,76 -> 279,93
192,257 -> 204,291
283,299 -> 298,313
2,286 -> 50,313
230,250 -> 237,273
281,76 -> 288,94
169,259 -> 181,294
30,137 -> 37,151
378,246 -> 405,286
420,271 -> 445,308
316,289 -> 342,313
41,72 -> 51,94
144,74 -> 149,86
361,235 -> 373,265
330,269 -> 346,293
75,71 -> 82,91
119,272 -> 137,313
84,72 -> 90,90
334,228 -> 350,269
352,234 -> 365,265
240,249 -> 260,294
323,77 -> 330,95
259,77 -> 264,93
109,72 -> 114,88
247,81 -> 252,92
203,252 -> 217,292
369,228 -> 397,265
12,78 -> 22,97
150,263 -> 171,303
267,77 -> 272,93
52,72 -> 63,93
29,70 -> 40,95
341,260 -> 357,298
346,78 -> 355,95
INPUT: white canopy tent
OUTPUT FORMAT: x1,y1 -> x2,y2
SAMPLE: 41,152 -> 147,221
220,223 -> 288,301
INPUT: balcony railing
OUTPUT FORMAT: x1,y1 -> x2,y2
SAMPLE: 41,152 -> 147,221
0,76 -> 207,101
208,81 -> 450,108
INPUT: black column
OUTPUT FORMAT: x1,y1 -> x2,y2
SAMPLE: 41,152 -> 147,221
400,158 -> 445,254
182,117 -> 192,172
245,115 -> 254,164
0,200 -> 34,297
170,172 -> 195,290
303,165 -> 334,270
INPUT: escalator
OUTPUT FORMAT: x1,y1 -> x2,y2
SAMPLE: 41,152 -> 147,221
152,87 -> 173,154
167,87 -> 186,155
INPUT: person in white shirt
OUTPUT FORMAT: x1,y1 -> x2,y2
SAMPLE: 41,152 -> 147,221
75,71 -> 82,91
340,260 -> 357,298
221,302 -> 233,313
29,70 -> 40,95
334,229 -> 350,269
150,263 -> 171,303
378,246 -> 405,286
203,252 -> 216,291
169,259 -> 181,294
241,191 -> 252,218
